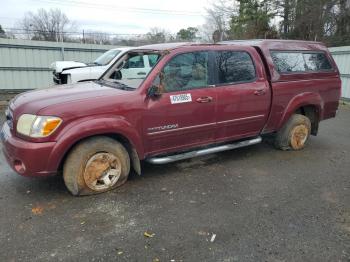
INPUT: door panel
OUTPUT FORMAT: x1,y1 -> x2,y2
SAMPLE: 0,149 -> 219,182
216,81 -> 271,141
143,88 -> 216,155
213,50 -> 271,141
142,51 -> 216,156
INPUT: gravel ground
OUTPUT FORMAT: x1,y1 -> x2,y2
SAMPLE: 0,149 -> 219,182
0,106 -> 349,262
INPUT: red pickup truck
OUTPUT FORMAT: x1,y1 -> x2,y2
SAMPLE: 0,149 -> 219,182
1,40 -> 341,196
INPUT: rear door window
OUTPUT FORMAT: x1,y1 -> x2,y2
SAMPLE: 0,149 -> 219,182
214,51 -> 256,85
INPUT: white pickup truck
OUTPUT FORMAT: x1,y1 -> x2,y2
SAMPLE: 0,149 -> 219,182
50,47 -> 159,84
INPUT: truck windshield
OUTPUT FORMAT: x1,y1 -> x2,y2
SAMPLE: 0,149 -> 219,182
101,52 -> 161,90
93,49 -> 121,66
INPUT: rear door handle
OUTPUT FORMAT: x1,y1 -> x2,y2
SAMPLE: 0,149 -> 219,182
196,96 -> 213,103
137,72 -> 146,75
254,89 -> 266,96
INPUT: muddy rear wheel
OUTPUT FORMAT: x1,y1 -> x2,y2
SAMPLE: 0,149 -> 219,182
63,136 -> 130,196
274,114 -> 311,151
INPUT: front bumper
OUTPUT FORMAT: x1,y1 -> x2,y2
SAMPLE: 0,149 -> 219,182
1,122 -> 57,177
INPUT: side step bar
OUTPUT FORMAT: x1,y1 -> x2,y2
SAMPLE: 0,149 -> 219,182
146,136 -> 262,164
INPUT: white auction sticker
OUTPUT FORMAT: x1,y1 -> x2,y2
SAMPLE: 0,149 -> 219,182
170,93 -> 192,104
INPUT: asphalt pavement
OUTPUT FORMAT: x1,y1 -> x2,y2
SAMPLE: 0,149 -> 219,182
0,106 -> 349,262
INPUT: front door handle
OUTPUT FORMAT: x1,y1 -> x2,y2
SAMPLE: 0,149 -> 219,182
196,96 -> 213,103
137,72 -> 146,75
254,89 -> 266,96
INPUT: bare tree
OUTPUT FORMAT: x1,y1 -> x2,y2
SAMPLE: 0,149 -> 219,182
334,0 -> 350,43
21,8 -> 76,41
83,31 -> 111,45
146,27 -> 171,44
199,0 -> 237,42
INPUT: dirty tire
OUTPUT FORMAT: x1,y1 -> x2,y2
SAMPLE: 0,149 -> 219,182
63,136 -> 130,196
274,114 -> 311,151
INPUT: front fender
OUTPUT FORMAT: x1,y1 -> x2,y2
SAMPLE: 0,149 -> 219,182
277,92 -> 324,130
46,115 -> 143,172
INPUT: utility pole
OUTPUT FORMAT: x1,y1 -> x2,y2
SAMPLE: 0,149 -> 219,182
60,30 -> 65,60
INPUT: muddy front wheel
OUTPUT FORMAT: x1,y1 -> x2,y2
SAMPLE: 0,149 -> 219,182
63,136 -> 130,196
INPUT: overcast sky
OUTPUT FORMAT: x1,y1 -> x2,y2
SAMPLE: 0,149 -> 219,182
0,0 -> 209,34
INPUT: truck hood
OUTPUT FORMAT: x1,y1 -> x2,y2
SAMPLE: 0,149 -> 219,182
50,61 -> 87,73
10,82 -> 128,115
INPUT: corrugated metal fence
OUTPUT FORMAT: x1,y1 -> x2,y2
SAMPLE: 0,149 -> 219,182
329,46 -> 350,99
0,38 -> 120,90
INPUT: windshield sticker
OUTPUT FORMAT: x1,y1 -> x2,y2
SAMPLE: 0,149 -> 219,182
170,94 -> 192,104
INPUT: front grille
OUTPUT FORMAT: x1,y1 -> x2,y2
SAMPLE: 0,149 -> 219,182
5,107 -> 13,129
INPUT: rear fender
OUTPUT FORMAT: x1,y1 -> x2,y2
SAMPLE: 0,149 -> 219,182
277,92 -> 324,130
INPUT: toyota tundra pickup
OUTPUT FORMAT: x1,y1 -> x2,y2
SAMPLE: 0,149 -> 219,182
1,40 -> 341,196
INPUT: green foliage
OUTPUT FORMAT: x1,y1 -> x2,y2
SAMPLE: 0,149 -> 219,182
278,0 -> 350,45
229,0 -> 276,39
176,27 -> 199,41
217,0 -> 350,46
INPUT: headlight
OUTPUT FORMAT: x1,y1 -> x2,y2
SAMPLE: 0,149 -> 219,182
17,114 -> 62,137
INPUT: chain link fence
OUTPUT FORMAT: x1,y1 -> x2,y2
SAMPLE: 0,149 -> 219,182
0,108 -> 5,126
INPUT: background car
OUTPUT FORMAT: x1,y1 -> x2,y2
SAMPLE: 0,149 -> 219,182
50,47 -> 153,84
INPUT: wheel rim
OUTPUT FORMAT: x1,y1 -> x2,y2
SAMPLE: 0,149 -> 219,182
290,124 -> 309,149
83,152 -> 122,191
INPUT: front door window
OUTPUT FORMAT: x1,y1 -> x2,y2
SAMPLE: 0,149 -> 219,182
162,51 -> 209,92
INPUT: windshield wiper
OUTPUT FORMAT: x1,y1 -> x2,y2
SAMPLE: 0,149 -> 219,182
110,81 -> 134,90
95,79 -> 134,90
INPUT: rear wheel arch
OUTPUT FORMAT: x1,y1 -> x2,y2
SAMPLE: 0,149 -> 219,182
278,93 -> 323,134
294,105 -> 320,135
